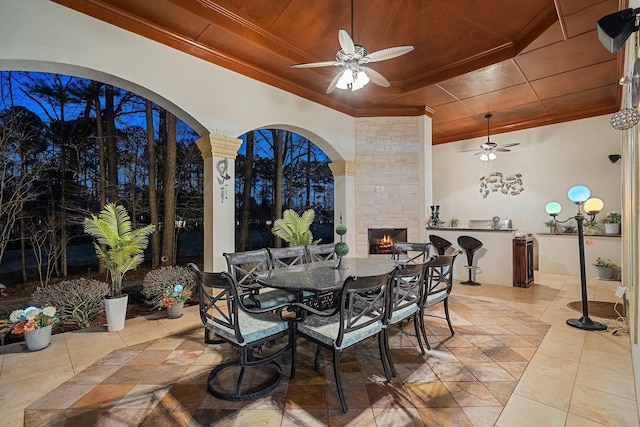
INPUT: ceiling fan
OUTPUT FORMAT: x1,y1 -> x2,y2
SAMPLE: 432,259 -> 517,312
290,0 -> 414,94
460,113 -> 520,161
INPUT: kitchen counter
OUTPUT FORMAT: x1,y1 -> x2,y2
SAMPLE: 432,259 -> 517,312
426,228 -> 518,286
429,227 -> 516,232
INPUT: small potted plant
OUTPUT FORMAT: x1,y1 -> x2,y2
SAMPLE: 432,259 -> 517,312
544,219 -> 557,234
449,218 -> 459,228
9,305 -> 58,351
601,211 -> 621,235
594,257 -> 618,280
162,284 -> 192,318
583,219 -> 598,235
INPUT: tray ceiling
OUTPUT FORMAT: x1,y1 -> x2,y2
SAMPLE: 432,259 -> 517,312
52,0 -> 626,144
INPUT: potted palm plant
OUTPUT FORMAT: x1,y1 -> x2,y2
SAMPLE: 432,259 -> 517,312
83,203 -> 155,331
271,208 -> 321,246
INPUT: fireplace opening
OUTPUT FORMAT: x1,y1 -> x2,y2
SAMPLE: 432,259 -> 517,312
368,228 -> 408,255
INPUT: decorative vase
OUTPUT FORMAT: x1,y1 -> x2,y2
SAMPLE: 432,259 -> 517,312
604,223 -> 620,235
167,301 -> 184,319
584,226 -> 596,235
596,267 -> 615,280
24,324 -> 53,351
104,294 -> 128,332
549,225 -> 557,234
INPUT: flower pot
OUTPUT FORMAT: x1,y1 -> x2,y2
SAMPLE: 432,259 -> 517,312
104,294 -> 128,332
604,223 -> 620,235
584,226 -> 596,235
24,324 -> 53,351
596,267 -> 615,280
166,301 -> 184,319
549,225 -> 557,234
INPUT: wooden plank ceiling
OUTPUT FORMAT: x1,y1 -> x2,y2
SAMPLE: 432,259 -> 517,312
52,0 -> 626,144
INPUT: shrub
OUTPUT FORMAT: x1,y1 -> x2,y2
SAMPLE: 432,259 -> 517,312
143,266 -> 197,310
32,278 -> 109,329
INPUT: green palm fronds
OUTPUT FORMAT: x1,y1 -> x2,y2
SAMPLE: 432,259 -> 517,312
84,203 -> 155,297
272,209 -> 320,246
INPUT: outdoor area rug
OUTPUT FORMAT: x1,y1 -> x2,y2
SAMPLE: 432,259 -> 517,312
24,296 -> 550,427
567,301 -> 623,320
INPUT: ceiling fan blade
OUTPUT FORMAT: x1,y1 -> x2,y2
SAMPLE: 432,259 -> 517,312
338,29 -> 356,55
496,148 -> 511,152
459,148 -> 482,153
291,61 -> 341,68
364,46 -> 414,63
362,67 -> 389,87
326,71 -> 343,94
498,142 -> 520,148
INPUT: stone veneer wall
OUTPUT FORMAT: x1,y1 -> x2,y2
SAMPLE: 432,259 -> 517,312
355,117 -> 423,256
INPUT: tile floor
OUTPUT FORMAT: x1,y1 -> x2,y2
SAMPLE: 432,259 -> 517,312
0,271 -> 638,427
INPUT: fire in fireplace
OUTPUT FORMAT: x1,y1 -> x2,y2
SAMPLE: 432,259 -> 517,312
368,228 -> 408,255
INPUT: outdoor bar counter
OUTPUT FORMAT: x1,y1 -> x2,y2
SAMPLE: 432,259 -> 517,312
427,227 -> 518,287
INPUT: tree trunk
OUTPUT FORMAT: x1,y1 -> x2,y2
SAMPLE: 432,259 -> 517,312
273,129 -> 283,248
146,100 -> 160,268
306,138 -> 311,207
161,111 -> 177,265
239,131 -> 254,251
104,85 -> 118,203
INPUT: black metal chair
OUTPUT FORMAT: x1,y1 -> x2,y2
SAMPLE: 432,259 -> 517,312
392,242 -> 431,264
291,271 -> 392,412
418,251 -> 461,351
224,249 -> 294,309
457,235 -> 483,286
305,243 -> 337,262
268,246 -> 308,268
383,261 -> 430,376
428,234 -> 453,255
188,264 -> 293,401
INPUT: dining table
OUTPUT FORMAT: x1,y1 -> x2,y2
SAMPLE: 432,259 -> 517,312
256,257 -> 397,317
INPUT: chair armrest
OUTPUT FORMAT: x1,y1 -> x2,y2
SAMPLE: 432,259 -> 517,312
291,301 -> 340,317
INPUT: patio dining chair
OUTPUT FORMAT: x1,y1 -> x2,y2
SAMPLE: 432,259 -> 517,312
291,271 -> 392,412
188,264 -> 294,401
392,242 -> 431,264
417,251 -> 461,352
305,243 -> 337,262
383,261 -> 429,376
267,246 -> 308,268
224,249 -> 294,309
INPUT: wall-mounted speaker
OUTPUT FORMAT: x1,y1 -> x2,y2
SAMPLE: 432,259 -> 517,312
597,8 -> 639,53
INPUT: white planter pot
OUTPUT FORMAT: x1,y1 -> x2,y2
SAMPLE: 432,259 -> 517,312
24,324 -> 53,351
604,223 -> 620,234
166,301 -> 184,319
104,294 -> 128,332
596,267 -> 615,280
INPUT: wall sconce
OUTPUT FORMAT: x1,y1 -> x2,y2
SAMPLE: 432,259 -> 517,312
545,185 -> 606,331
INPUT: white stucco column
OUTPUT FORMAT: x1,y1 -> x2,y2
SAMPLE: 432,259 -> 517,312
329,160 -> 358,256
196,134 -> 242,271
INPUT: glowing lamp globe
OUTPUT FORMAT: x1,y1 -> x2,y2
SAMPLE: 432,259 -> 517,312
545,202 -> 562,215
567,185 -> 590,203
584,198 -> 604,215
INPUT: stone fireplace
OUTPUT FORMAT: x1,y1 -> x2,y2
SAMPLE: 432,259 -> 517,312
368,228 -> 408,255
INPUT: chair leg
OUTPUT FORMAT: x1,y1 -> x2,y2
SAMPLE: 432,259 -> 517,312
444,298 -> 455,336
333,349 -> 348,413
413,313 -> 426,355
290,333 -> 297,380
419,309 -> 431,351
381,329 -> 396,378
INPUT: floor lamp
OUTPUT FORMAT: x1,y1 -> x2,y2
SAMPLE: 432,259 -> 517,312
545,185 -> 607,331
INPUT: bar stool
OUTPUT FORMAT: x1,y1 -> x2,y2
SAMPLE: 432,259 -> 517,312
457,235 -> 483,286
429,234 -> 452,255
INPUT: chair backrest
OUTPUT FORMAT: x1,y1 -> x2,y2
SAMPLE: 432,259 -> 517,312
306,243 -> 337,262
387,261 -> 428,321
268,246 -> 308,268
392,242 -> 431,264
336,272 -> 389,347
188,263 -> 245,343
423,251 -> 461,300
224,249 -> 272,288
428,235 -> 453,255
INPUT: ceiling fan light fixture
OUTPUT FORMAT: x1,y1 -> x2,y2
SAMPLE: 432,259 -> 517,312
480,152 -> 489,161
336,68 -> 370,91
488,152 -> 497,161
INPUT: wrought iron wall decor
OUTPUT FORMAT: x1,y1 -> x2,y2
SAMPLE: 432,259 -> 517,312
479,172 -> 524,198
